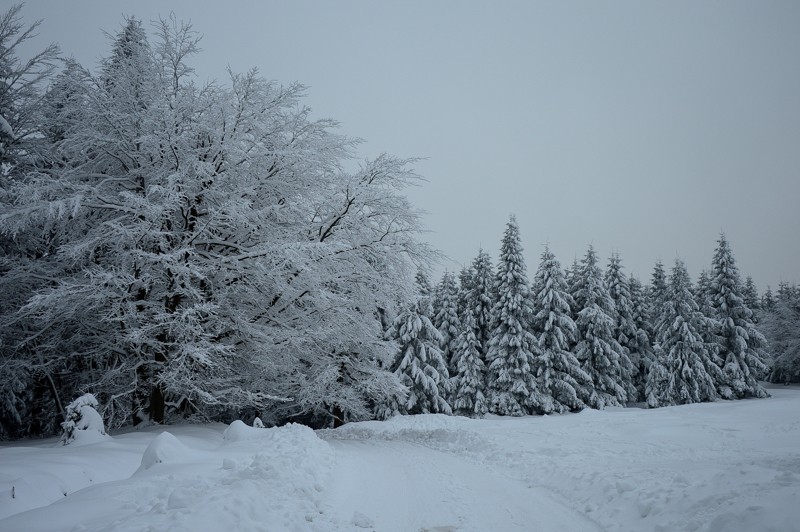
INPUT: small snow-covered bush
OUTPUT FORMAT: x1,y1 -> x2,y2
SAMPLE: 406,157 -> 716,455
60,393 -> 107,445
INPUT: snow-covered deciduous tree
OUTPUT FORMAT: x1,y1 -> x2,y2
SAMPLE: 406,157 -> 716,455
0,4 -> 58,166
451,308 -> 487,418
530,246 -> 592,412
1,15 -> 430,434
708,235 -> 769,399
485,216 -> 539,416
571,246 -> 630,408
648,260 -> 723,407
0,4 -> 61,439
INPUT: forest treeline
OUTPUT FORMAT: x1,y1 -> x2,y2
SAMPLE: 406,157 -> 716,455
1,7 -> 797,439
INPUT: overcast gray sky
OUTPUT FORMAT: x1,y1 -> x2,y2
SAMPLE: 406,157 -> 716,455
20,1 -> 800,290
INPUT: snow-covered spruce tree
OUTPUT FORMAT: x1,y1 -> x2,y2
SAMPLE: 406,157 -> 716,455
645,344 -> 669,409
456,264 -> 476,320
762,291 -> 800,383
565,258 -> 582,324
431,273 -> 445,324
1,16 -> 430,432
530,246 -> 592,412
647,260 -> 669,330
485,215 -> 539,416
451,308 -> 488,417
762,286 -> 776,312
647,259 -> 723,407
433,271 -> 461,374
380,280 -> 452,417
571,246 -> 631,408
467,249 -> 496,360
742,275 -> 761,320
628,274 -> 655,401
604,254 -> 640,402
695,269 -> 715,315
777,281 -> 797,302
708,235 -> 769,399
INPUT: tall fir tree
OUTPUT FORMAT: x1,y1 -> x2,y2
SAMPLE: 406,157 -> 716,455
485,215 -> 539,416
572,246 -> 630,408
468,249 -> 495,360
628,274 -> 655,401
695,269 -> 715,315
604,254 -> 639,402
648,260 -> 669,326
451,308 -> 488,417
566,257 -> 582,324
709,235 -> 769,399
434,272 -> 461,374
742,276 -> 761,324
762,286 -> 776,312
777,281 -> 795,302
647,259 -> 723,407
456,264 -> 476,320
530,246 -> 593,412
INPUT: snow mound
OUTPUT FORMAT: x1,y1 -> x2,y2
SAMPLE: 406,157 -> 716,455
222,419 -> 271,442
352,511 -> 375,528
138,431 -> 192,470
323,414 -> 495,457
156,423 -> 335,530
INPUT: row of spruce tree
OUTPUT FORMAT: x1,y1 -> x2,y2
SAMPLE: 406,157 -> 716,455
378,216 -> 778,418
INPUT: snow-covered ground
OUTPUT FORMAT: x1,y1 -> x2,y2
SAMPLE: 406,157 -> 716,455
1,385 -> 799,532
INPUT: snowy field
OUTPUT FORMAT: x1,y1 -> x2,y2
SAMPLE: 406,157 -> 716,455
1,385 -> 798,532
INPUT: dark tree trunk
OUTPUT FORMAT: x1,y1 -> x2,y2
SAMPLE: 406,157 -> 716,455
149,381 -> 165,423
332,404 -> 345,428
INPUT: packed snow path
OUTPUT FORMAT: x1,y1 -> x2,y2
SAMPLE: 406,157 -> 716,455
1,385 -> 799,531
324,439 -> 598,531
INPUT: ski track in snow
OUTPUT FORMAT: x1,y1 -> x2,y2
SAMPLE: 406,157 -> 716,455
0,385 -> 799,531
